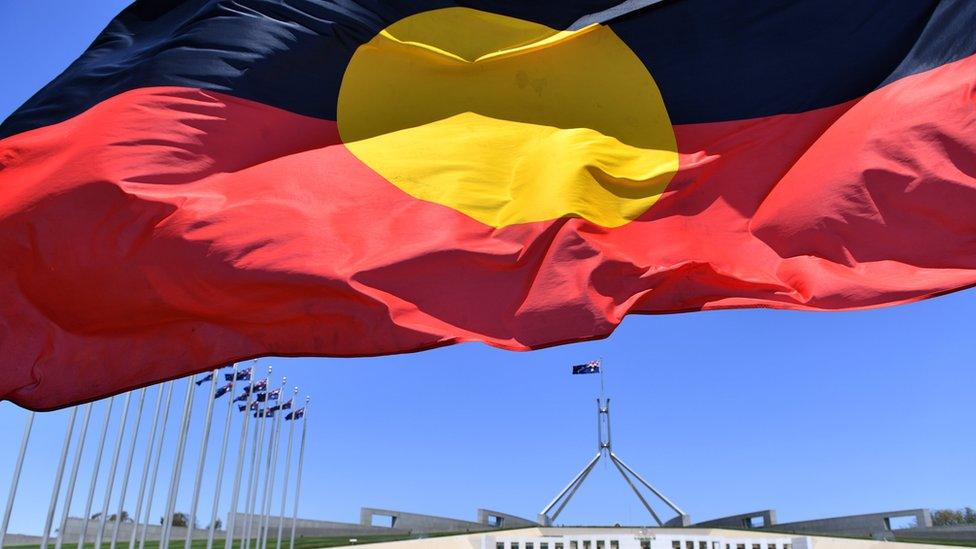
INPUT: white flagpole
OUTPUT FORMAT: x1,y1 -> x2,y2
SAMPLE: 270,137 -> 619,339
129,384 -> 165,549
56,403 -> 94,549
185,370 -> 219,549
78,397 -> 116,549
138,382 -> 175,549
244,406 -> 268,549
0,411 -> 35,549
287,399 -> 309,549
95,391 -> 133,549
207,365 -> 238,549
159,378 -> 196,549
41,407 -> 78,549
274,389 -> 298,549
257,380 -> 285,549
111,388 -> 147,549
224,370 -> 256,549
242,367 -> 271,549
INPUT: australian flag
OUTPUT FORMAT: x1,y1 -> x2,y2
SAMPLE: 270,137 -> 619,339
239,401 -> 260,412
255,408 -> 274,419
194,372 -> 214,386
246,378 -> 268,394
266,388 -> 282,401
285,407 -> 305,421
280,399 -> 293,410
233,391 -> 249,403
225,366 -> 252,382
571,359 -> 601,375
214,383 -> 232,399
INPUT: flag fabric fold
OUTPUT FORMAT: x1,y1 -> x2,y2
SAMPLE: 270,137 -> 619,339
2,0 -> 975,409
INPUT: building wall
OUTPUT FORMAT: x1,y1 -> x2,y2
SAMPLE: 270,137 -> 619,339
360,507 -> 490,533
60,517 -> 217,542
764,509 -> 932,538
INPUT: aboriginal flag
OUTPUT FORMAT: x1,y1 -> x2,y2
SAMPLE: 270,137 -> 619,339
2,1 -> 976,409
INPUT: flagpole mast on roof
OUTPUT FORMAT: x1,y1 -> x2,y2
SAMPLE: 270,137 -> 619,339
538,361 -> 689,527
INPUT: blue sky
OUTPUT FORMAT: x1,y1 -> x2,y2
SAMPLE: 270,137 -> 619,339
1,0 -> 974,537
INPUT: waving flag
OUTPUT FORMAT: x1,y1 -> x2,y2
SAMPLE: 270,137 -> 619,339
194,372 -> 214,387
572,360 -> 602,375
286,408 -> 306,421
226,367 -> 252,382
246,378 -> 268,395
2,1 -> 976,409
214,383 -> 232,399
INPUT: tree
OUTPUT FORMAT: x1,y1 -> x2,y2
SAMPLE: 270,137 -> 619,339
209,518 -> 223,531
108,511 -> 131,523
931,508 -> 976,526
161,512 -> 191,527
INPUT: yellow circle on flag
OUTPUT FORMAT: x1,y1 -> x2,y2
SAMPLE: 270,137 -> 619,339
338,8 -> 678,228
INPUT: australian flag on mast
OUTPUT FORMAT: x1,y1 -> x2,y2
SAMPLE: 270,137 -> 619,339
285,407 -> 305,421
225,366 -> 252,382
572,359 -> 601,375
246,377 -> 268,394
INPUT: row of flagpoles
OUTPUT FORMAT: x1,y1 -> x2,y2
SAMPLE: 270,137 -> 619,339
0,362 -> 310,549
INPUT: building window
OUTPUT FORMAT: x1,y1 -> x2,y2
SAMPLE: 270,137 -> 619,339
611,542 -> 620,549
753,544 -> 761,549
687,541 -> 695,549
570,542 -> 578,549
597,542 -> 605,549
511,543 -> 520,549
769,544 -> 777,549
737,543 -> 746,549
555,544 -> 563,549
541,544 -> 549,549
701,542 -> 708,549
527,544 -> 534,549
641,542 -> 651,549
674,541 -> 682,549
496,544 -> 504,549
583,542 -> 592,549
785,544 -> 792,549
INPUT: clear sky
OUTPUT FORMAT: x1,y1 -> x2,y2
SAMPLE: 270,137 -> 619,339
1,0 -> 974,538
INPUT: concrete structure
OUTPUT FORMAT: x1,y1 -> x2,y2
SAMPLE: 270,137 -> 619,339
765,509 -> 931,538
361,507 -> 493,533
478,509 -> 539,530
347,527 -> 968,549
695,511 -> 777,530
228,512 -> 412,538
2,533 -> 43,546
60,517 -> 218,541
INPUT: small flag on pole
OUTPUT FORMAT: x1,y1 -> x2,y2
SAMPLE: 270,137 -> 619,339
266,388 -> 282,401
233,392 -> 249,403
280,399 -> 293,410
226,367 -> 252,381
285,407 -> 305,421
246,378 -> 268,394
571,359 -> 601,375
239,401 -> 260,412
214,383 -> 232,399
195,372 -> 214,386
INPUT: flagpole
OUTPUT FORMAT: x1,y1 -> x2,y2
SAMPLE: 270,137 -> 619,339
258,379 -> 285,549
185,370 -> 220,549
0,411 -> 34,549
95,391 -> 133,549
56,403 -> 93,549
242,367 -> 271,549
207,364 -> 238,549
40,406 -> 78,549
274,388 -> 298,549
288,399 -> 309,549
225,368 -> 256,549
78,396 -> 116,549
111,388 -> 147,549
160,378 -> 196,549
129,384 -> 166,549
138,382 -> 175,549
